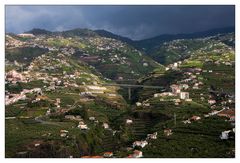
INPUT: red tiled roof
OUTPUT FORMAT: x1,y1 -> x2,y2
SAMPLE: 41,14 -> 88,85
104,152 -> 113,155
127,154 -> 133,158
217,109 -> 235,118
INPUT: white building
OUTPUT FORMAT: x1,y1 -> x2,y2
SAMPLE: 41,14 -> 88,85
17,33 -> 35,38
154,92 -> 175,98
103,123 -> 109,129
89,117 -> 96,121
180,92 -> 189,100
147,132 -> 157,139
208,100 -> 216,105
136,102 -> 142,106
78,124 -> 88,130
126,119 -> 133,124
220,130 -> 231,140
133,140 -> 148,148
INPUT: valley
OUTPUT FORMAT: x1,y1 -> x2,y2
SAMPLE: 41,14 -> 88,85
5,28 -> 235,158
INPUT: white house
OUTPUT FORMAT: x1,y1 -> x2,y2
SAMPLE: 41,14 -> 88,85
17,33 -> 35,38
147,132 -> 157,139
89,117 -> 96,121
78,124 -> 88,130
126,119 -> 133,124
103,123 -> 109,129
133,140 -> 148,148
208,99 -> 216,105
136,102 -> 142,106
220,130 -> 231,140
180,92 -> 189,100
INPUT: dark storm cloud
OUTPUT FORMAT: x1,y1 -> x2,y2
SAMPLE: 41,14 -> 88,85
5,5 -> 235,40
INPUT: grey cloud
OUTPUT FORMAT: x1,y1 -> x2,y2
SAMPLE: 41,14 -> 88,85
6,5 -> 235,40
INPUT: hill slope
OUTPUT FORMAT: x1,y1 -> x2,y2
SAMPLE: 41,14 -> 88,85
147,32 -> 234,65
133,27 -> 234,52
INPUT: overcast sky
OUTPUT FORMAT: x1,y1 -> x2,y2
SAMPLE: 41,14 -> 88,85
5,5 -> 235,40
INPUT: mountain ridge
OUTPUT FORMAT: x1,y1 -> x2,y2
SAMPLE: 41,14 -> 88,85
24,26 -> 234,43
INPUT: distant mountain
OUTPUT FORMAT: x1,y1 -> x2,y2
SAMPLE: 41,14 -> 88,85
25,28 -> 53,35
26,28 -> 98,37
61,28 -> 98,37
95,29 -> 134,44
25,27 -> 235,51
133,27 -> 235,52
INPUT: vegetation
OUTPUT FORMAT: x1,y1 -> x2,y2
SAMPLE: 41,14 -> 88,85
5,29 -> 235,158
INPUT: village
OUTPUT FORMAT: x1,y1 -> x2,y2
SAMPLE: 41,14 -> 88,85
5,30 -> 235,158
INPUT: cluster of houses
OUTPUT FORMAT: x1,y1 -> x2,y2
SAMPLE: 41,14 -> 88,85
153,83 -> 191,105
128,129 -> 174,158
182,115 -> 201,124
88,37 -> 125,52
5,93 -> 26,106
127,131 -> 158,158
60,47 -> 76,56
162,34 -> 235,69
81,37 -> 128,66
181,68 -> 204,89
5,70 -> 26,84
18,50 -> 123,105
135,101 -> 151,107
17,33 -> 35,38
132,140 -> 148,148
64,114 -> 111,131
166,61 -> 182,71
5,88 -> 42,106
65,115 -> 89,130
6,35 -> 26,48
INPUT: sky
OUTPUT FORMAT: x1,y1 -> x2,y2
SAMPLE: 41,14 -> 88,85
5,5 -> 235,40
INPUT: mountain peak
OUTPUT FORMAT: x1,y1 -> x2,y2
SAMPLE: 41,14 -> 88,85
25,28 -> 52,35
62,28 -> 98,37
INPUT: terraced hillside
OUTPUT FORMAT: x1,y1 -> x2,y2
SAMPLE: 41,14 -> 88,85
24,28 -> 162,81
148,33 -> 234,65
5,28 -> 235,158
5,32 -> 131,157
128,34 -> 235,157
